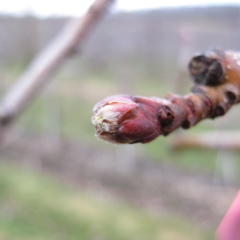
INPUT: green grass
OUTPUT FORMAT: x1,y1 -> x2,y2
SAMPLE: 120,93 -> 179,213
0,163 -> 213,240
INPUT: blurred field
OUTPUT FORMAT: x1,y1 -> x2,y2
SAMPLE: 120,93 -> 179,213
0,163 -> 213,240
1,6 -> 240,239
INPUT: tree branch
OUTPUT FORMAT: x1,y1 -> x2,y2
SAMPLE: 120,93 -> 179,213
92,49 -> 240,144
0,0 -> 114,127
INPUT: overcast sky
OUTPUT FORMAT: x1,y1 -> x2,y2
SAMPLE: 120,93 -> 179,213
1,0 -> 240,17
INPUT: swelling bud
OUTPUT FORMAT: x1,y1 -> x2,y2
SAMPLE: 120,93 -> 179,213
92,95 -> 161,144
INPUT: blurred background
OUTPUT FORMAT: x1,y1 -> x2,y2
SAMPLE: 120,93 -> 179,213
0,1 -> 240,239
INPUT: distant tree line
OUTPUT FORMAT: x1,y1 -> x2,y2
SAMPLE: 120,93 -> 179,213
0,6 -> 240,80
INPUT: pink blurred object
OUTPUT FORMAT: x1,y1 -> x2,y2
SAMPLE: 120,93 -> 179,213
216,191 -> 240,240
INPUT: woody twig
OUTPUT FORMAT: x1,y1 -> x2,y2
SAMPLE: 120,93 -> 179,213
92,49 -> 240,144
